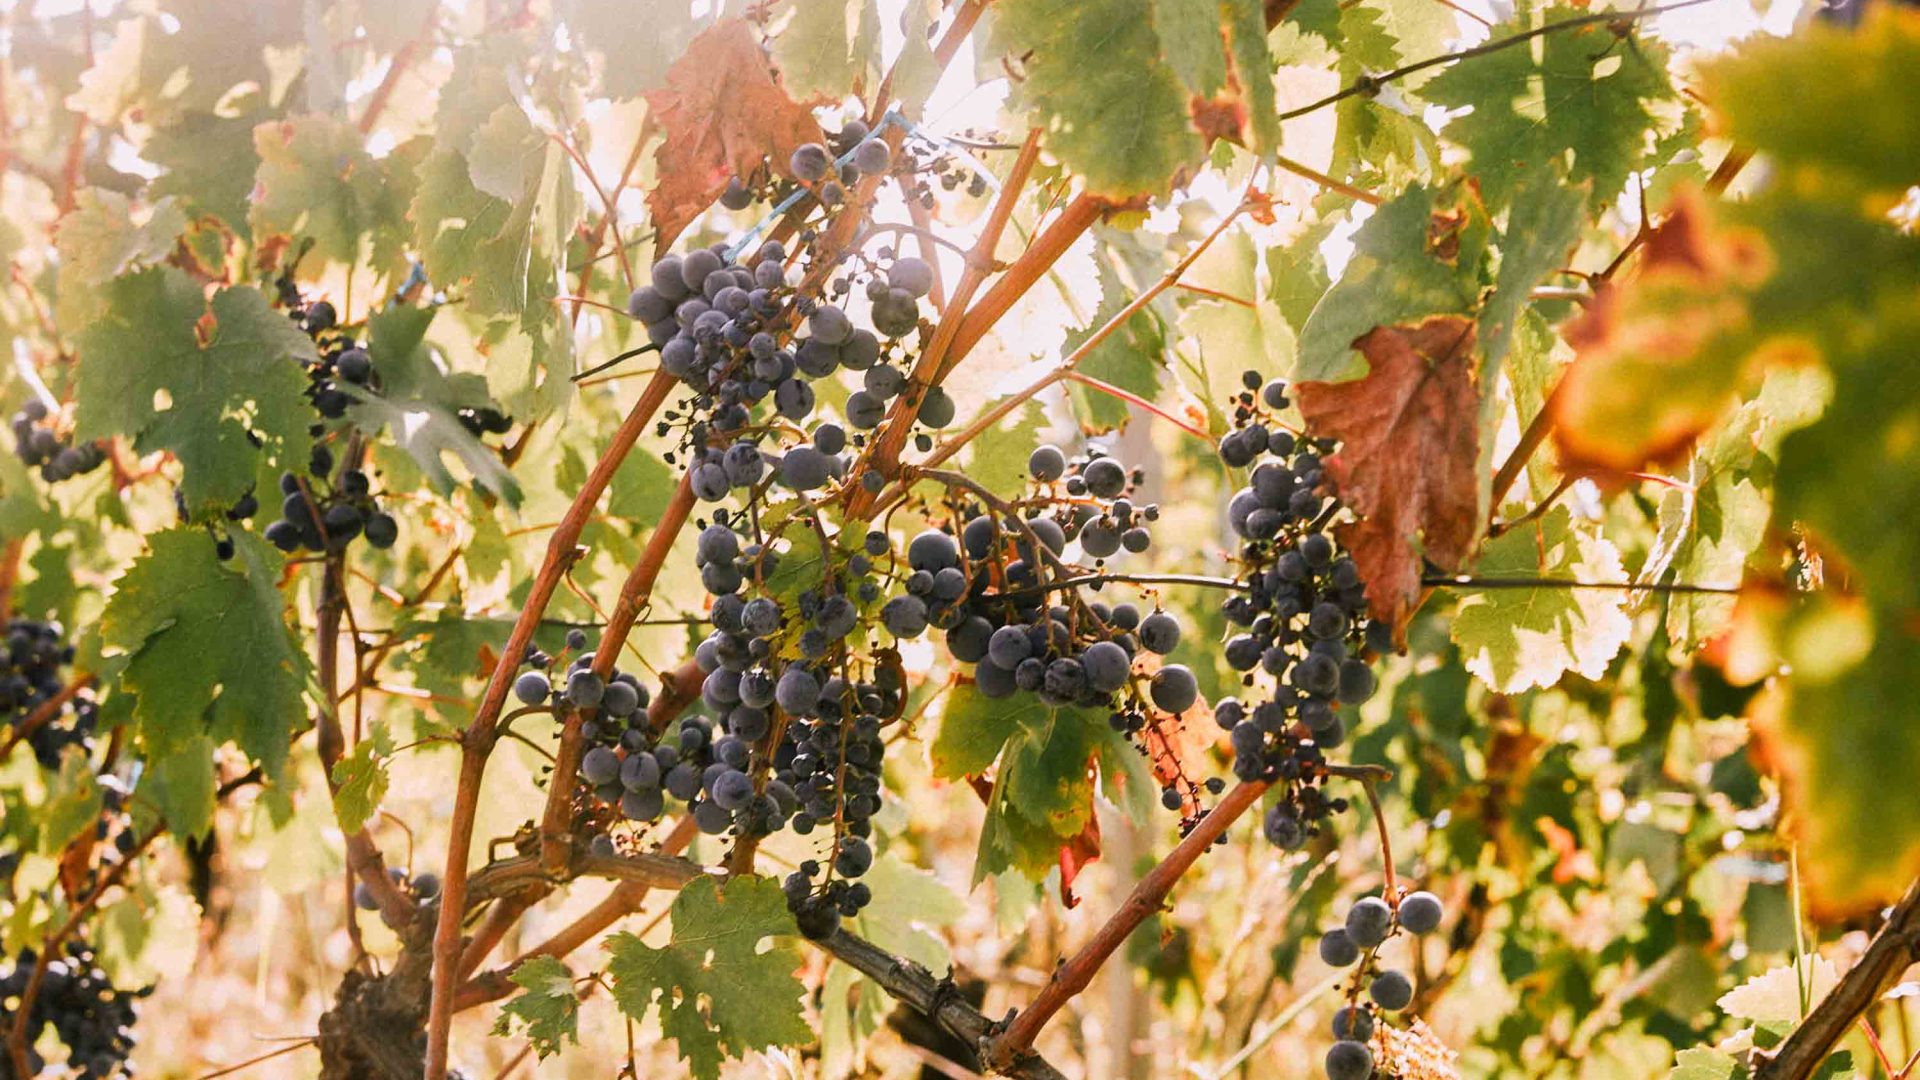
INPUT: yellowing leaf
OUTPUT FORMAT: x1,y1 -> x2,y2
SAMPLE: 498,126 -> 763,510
56,190 -> 187,287
1451,507 -> 1631,693
1716,955 -> 1838,1025
643,19 -> 824,249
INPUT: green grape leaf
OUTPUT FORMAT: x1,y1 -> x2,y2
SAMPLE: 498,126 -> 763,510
141,735 -> 219,841
147,109 -> 268,230
963,400 -> 1047,501
343,386 -> 523,506
846,855 -> 964,969
1658,367 -> 1827,648
1153,0 -> 1230,98
610,447 -> 680,523
994,0 -> 1204,198
329,722 -> 394,835
931,681 -> 1029,780
56,189 -> 186,287
1225,0 -> 1280,151
250,115 -> 410,275
1450,506 -> 1631,693
100,529 -> 311,795
1297,184 -> 1491,383
1424,7 -> 1675,211
410,147 -> 539,317
769,0 -> 881,102
73,267 -> 317,510
39,748 -> 102,855
1716,955 -> 1837,1025
491,955 -> 582,1059
1775,305 -> 1920,620
607,876 -> 809,1080
1481,169 -> 1586,366
1178,228 -> 1290,425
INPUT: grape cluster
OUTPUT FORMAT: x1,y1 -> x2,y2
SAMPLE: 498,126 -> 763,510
0,618 -> 100,769
631,237 -> 941,471
0,940 -> 147,1080
9,400 -> 108,485
882,446 -> 1193,722
1203,372 -> 1393,850
1317,890 -> 1446,1080
261,451 -> 398,555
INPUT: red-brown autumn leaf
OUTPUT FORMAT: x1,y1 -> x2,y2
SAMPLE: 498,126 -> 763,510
1296,316 -> 1483,635
1550,188 -> 1784,478
643,19 -> 822,250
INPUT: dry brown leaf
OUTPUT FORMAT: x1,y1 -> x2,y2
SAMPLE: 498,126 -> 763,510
643,19 -> 823,249
1296,316 -> 1483,636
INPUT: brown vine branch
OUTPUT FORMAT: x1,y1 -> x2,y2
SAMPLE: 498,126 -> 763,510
983,779 -> 1271,1071
1756,876 -> 1920,1080
821,930 -> 1068,1080
356,3 -> 442,135
424,368 -> 680,1079
844,129 -> 1045,518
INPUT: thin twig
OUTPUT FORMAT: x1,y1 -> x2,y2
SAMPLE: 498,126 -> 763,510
1276,0 -> 1716,122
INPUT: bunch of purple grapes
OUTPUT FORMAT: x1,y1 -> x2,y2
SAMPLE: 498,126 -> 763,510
9,400 -> 108,485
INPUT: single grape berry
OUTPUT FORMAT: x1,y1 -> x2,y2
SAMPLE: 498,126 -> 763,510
1138,611 -> 1181,655
1370,969 -> 1414,1011
1324,1040 -> 1373,1080
1029,444 -> 1067,481
1398,890 -> 1444,935
1345,896 -> 1393,949
513,671 -> 550,706
1149,665 -> 1199,713
790,142 -> 831,182
1330,1005 -> 1373,1042
1318,928 -> 1360,968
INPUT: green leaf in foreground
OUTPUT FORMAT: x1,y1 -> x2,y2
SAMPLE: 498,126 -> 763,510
101,529 -> 311,800
329,722 -> 394,835
993,0 -> 1204,198
492,955 -> 582,1059
607,876 -> 809,1080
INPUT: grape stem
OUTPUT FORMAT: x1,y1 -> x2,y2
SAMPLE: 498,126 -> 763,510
316,551 -> 416,931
